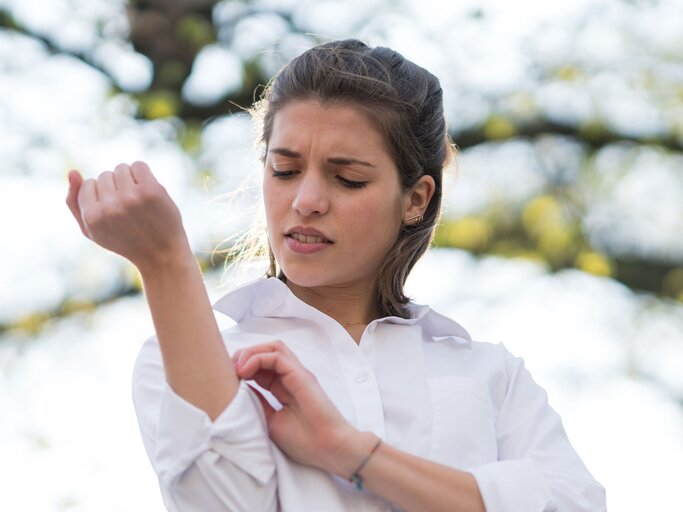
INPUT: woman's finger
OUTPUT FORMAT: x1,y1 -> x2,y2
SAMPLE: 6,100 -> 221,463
77,178 -> 99,238
249,366 -> 296,406
234,341 -> 303,380
235,340 -> 298,366
237,351 -> 296,381
250,368 -> 295,404
113,163 -> 137,194
130,160 -> 157,187
97,170 -> 117,198
77,176 -> 98,209
250,367 -> 277,390
66,170 -> 82,203
232,350 -> 294,405
66,170 -> 90,238
238,351 -> 314,407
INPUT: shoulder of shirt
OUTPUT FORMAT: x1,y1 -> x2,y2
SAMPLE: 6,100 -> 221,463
211,276 -> 298,322
398,301 -> 472,347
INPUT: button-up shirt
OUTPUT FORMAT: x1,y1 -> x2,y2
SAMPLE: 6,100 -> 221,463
132,277 -> 606,511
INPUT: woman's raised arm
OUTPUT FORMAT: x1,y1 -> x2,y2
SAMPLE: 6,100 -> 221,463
65,161 -> 239,420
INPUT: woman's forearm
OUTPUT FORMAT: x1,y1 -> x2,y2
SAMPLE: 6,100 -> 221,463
138,246 -> 239,421
333,432 -> 486,512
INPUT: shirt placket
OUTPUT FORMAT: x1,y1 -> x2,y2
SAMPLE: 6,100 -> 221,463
329,322 -> 386,439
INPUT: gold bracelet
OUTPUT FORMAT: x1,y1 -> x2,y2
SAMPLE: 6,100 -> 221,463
349,437 -> 382,491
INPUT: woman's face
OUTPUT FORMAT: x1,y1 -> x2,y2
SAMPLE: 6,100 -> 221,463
263,99 -> 407,290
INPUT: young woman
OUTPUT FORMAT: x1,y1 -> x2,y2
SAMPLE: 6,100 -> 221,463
65,39 -> 606,511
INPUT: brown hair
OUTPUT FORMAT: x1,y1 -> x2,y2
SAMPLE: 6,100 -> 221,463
251,39 -> 454,318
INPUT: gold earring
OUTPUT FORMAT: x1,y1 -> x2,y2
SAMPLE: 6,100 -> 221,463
404,214 -> 423,225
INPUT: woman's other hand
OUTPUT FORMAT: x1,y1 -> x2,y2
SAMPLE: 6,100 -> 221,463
65,161 -> 190,271
233,341 -> 373,477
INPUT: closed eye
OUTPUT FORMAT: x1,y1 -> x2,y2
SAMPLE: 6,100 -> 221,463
336,175 -> 368,189
272,169 -> 367,189
272,170 -> 298,179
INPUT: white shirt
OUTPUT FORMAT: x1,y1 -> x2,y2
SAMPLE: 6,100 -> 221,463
132,277 -> 606,512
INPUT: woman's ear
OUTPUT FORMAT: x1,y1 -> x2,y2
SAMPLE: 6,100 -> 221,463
403,175 -> 435,223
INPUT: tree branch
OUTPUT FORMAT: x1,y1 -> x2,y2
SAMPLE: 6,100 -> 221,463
453,119 -> 683,152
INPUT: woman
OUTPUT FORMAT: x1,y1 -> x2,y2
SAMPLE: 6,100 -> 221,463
65,39 -> 606,511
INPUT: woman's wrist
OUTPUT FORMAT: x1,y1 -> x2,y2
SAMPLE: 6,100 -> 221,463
136,240 -> 196,277
323,429 -> 381,480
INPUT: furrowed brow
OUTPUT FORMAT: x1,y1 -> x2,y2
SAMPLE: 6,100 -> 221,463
269,148 -> 375,168
328,157 -> 375,168
269,148 -> 301,158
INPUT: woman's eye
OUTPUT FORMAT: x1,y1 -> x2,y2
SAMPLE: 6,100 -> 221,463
337,176 -> 368,189
272,170 -> 297,179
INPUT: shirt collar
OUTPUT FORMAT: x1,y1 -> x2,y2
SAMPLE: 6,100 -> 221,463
212,277 -> 471,347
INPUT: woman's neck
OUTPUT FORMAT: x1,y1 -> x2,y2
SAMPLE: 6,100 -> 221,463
285,279 -> 380,329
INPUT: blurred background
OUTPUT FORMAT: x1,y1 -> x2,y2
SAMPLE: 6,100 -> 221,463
1,0 -> 682,510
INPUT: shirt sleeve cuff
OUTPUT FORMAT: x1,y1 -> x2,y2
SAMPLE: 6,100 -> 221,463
154,380 -> 276,487
470,459 -> 557,512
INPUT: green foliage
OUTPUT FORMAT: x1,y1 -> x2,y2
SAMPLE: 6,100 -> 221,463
578,120 -> 608,142
137,90 -> 180,119
434,217 -> 491,253
157,60 -> 188,88
483,115 -> 517,140
179,122 -> 203,153
177,15 -> 215,51
10,312 -> 52,336
241,57 -> 268,101
554,65 -> 583,82
435,192 -> 615,278
575,251 -> 614,277
0,9 -> 19,29
663,268 -> 683,301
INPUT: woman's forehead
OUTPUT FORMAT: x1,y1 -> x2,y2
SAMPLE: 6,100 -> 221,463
269,100 -> 390,157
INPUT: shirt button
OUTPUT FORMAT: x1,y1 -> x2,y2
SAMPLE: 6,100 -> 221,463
356,373 -> 368,383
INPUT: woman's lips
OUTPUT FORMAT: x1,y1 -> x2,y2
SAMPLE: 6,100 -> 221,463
284,225 -> 332,242
289,232 -> 329,244
285,233 -> 332,254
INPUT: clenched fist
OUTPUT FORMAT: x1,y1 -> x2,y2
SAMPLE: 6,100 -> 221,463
65,161 -> 191,272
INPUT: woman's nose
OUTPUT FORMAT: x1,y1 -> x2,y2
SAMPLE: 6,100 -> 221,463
291,172 -> 329,216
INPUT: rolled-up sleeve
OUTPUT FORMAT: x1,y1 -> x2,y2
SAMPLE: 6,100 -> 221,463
132,335 -> 277,512
469,347 -> 606,512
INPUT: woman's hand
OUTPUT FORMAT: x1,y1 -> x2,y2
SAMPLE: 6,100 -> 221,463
233,340 -> 370,476
65,161 -> 190,271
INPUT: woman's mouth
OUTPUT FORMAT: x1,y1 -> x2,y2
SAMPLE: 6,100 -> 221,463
285,232 -> 333,254
288,233 -> 331,244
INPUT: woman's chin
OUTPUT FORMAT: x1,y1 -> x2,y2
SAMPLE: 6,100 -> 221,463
280,270 -> 331,289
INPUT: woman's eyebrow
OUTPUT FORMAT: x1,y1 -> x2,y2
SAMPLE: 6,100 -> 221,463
327,157 -> 375,168
269,147 -> 300,158
269,148 -> 375,168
